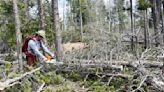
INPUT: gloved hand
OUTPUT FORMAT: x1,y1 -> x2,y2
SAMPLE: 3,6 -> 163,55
51,53 -> 55,58
43,57 -> 48,61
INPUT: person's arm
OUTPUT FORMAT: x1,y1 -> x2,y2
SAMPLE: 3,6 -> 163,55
28,40 -> 47,59
40,41 -> 54,57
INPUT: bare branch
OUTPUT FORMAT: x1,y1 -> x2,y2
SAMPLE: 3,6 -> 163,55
133,75 -> 148,92
36,82 -> 45,92
0,66 -> 42,90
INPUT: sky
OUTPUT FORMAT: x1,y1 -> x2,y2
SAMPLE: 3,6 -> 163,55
58,0 -> 66,20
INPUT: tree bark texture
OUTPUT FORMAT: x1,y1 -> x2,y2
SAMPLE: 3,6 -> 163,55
144,10 -> 149,49
130,0 -> 135,51
150,0 -> 161,47
38,0 -> 45,30
52,0 -> 62,61
79,0 -> 83,42
13,0 -> 23,70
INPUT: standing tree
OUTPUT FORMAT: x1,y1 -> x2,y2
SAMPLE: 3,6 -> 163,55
130,0 -> 135,51
13,0 -> 23,70
161,0 -> 164,44
138,0 -> 151,49
149,0 -> 161,47
113,0 -> 126,33
38,0 -> 45,30
52,0 -> 62,61
37,0 -> 48,46
79,0 -> 83,41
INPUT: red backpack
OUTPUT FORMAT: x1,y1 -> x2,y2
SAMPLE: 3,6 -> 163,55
22,35 -> 35,56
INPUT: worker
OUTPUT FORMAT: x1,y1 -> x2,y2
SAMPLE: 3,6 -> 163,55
22,30 -> 54,65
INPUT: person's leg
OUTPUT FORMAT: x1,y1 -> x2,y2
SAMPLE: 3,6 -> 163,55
27,56 -> 36,66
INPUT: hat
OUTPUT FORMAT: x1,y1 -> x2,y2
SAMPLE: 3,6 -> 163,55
36,30 -> 46,38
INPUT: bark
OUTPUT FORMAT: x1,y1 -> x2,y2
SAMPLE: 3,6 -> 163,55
24,0 -> 30,22
150,0 -> 161,46
130,0 -> 134,51
160,2 -> 164,74
144,10 -> 149,49
37,0 -> 45,30
37,0 -> 48,45
52,0 -> 62,61
13,0 -> 23,70
79,0 -> 83,42
64,59 -> 163,68
108,2 -> 111,31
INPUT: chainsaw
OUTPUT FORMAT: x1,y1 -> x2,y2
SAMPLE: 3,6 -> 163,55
44,54 -> 63,64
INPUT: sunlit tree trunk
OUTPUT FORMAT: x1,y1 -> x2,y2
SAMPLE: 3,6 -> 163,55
13,0 -> 23,70
52,0 -> 62,61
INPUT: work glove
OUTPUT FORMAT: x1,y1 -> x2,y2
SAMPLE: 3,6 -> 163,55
43,57 -> 48,61
51,53 -> 55,58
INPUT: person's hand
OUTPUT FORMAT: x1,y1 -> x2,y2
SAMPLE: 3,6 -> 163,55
51,54 -> 55,59
51,53 -> 54,57
52,54 -> 56,58
43,57 -> 48,61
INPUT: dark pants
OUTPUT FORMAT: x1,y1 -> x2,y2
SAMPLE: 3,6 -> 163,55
26,55 -> 36,65
25,52 -> 36,66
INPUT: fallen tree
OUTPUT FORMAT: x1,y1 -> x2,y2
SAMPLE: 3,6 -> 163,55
0,66 -> 42,90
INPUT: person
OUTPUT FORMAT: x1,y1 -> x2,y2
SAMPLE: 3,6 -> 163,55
23,30 -> 54,65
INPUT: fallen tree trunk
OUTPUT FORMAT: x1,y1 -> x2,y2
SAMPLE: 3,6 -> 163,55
64,59 -> 164,91
0,66 -> 42,90
66,59 -> 163,68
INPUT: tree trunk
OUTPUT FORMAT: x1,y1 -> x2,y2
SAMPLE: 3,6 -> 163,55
143,10 -> 149,49
38,0 -> 45,30
24,0 -> 30,22
79,0 -> 83,42
13,0 -> 23,70
150,0 -> 161,47
161,1 -> 164,44
38,0 -> 48,46
52,0 -> 62,61
130,0 -> 134,51
108,0 -> 111,31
